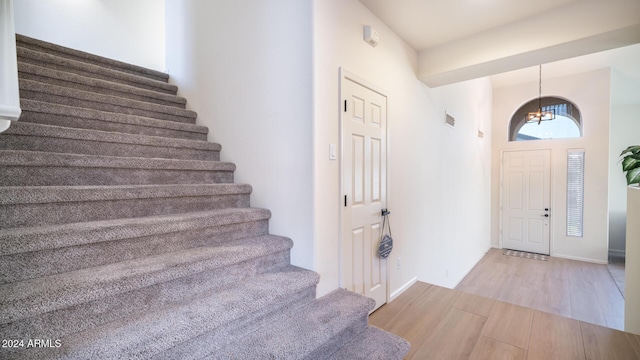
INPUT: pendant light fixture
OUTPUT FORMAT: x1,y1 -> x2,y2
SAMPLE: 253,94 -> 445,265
526,64 -> 555,125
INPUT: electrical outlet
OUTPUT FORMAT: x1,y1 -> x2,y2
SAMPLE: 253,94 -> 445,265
397,257 -> 401,270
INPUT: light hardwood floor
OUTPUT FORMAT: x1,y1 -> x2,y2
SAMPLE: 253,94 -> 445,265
370,282 -> 640,360
455,248 -> 625,330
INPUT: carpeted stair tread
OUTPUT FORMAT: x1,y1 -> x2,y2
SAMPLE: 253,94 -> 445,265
19,62 -> 187,109
20,99 -> 208,141
327,327 -> 411,360
0,149 -> 229,169
159,287 -> 369,360
212,288 -> 374,360
25,267 -> 319,360
16,34 -> 170,83
0,150 -> 231,170
0,183 -> 252,228
17,46 -> 176,94
0,235 -> 295,324
0,207 -> 273,284
0,248 -> 290,345
1,121 -> 219,160
0,207 -> 271,256
0,150 -> 235,186
0,183 -> 250,205
20,79 -> 197,124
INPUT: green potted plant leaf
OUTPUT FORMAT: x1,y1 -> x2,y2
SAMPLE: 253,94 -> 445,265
621,145 -> 640,186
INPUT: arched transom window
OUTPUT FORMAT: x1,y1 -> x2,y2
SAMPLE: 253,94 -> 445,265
509,97 -> 582,141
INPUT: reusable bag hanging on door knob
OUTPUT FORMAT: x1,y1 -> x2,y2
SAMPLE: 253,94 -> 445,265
379,209 -> 393,259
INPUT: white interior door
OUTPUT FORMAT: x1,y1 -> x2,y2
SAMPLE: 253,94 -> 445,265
341,74 -> 387,311
501,150 -> 551,255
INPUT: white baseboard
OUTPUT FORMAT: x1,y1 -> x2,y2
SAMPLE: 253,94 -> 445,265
552,253 -> 608,265
390,276 -> 418,301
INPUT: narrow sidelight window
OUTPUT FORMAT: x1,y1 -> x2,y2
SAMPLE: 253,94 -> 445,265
567,150 -> 585,237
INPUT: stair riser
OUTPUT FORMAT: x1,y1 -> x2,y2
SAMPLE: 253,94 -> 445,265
19,110 -> 208,141
159,285 -> 317,360
0,166 -> 234,186
328,328 -> 411,360
307,317 -> 369,360
1,193 -> 249,229
17,36 -> 170,83
212,289 -> 374,359
21,89 -> 196,124
18,53 -> 176,95
19,71 -> 186,109
0,219 -> 269,284
0,134 -> 219,162
0,251 -> 290,347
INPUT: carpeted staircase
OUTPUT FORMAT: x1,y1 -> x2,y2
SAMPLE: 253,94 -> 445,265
0,35 -> 410,359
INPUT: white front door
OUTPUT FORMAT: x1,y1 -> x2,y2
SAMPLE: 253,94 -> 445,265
501,150 -> 551,255
341,73 -> 387,311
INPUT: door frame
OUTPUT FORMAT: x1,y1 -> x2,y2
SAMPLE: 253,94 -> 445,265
499,148 -> 554,255
338,67 -> 390,303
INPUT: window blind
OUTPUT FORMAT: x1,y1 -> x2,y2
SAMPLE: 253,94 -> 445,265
567,150 -> 585,237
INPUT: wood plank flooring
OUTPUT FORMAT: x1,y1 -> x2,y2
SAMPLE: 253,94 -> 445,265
455,248 -> 625,330
370,282 -> 640,360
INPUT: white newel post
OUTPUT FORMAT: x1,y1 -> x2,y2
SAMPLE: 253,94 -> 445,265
0,0 -> 21,133
625,186 -> 640,335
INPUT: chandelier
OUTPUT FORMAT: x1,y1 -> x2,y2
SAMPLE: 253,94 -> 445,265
526,65 -> 555,125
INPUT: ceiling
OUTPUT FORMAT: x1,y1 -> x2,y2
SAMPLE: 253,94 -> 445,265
358,0 -> 582,50
489,43 -> 640,89
358,0 -> 640,87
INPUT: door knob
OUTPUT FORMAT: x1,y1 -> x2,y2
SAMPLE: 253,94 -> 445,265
545,208 -> 549,211
541,214 -> 549,217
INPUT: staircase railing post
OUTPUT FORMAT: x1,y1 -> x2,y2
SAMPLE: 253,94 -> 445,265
0,0 -> 21,133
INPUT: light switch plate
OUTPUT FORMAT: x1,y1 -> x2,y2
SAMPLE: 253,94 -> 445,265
329,144 -> 336,160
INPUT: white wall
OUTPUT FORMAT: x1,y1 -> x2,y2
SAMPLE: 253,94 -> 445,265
165,0 -> 314,270
608,69 -> 640,256
491,69 -> 611,263
313,0 -> 493,296
13,0 -> 165,71
625,186 -> 640,335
